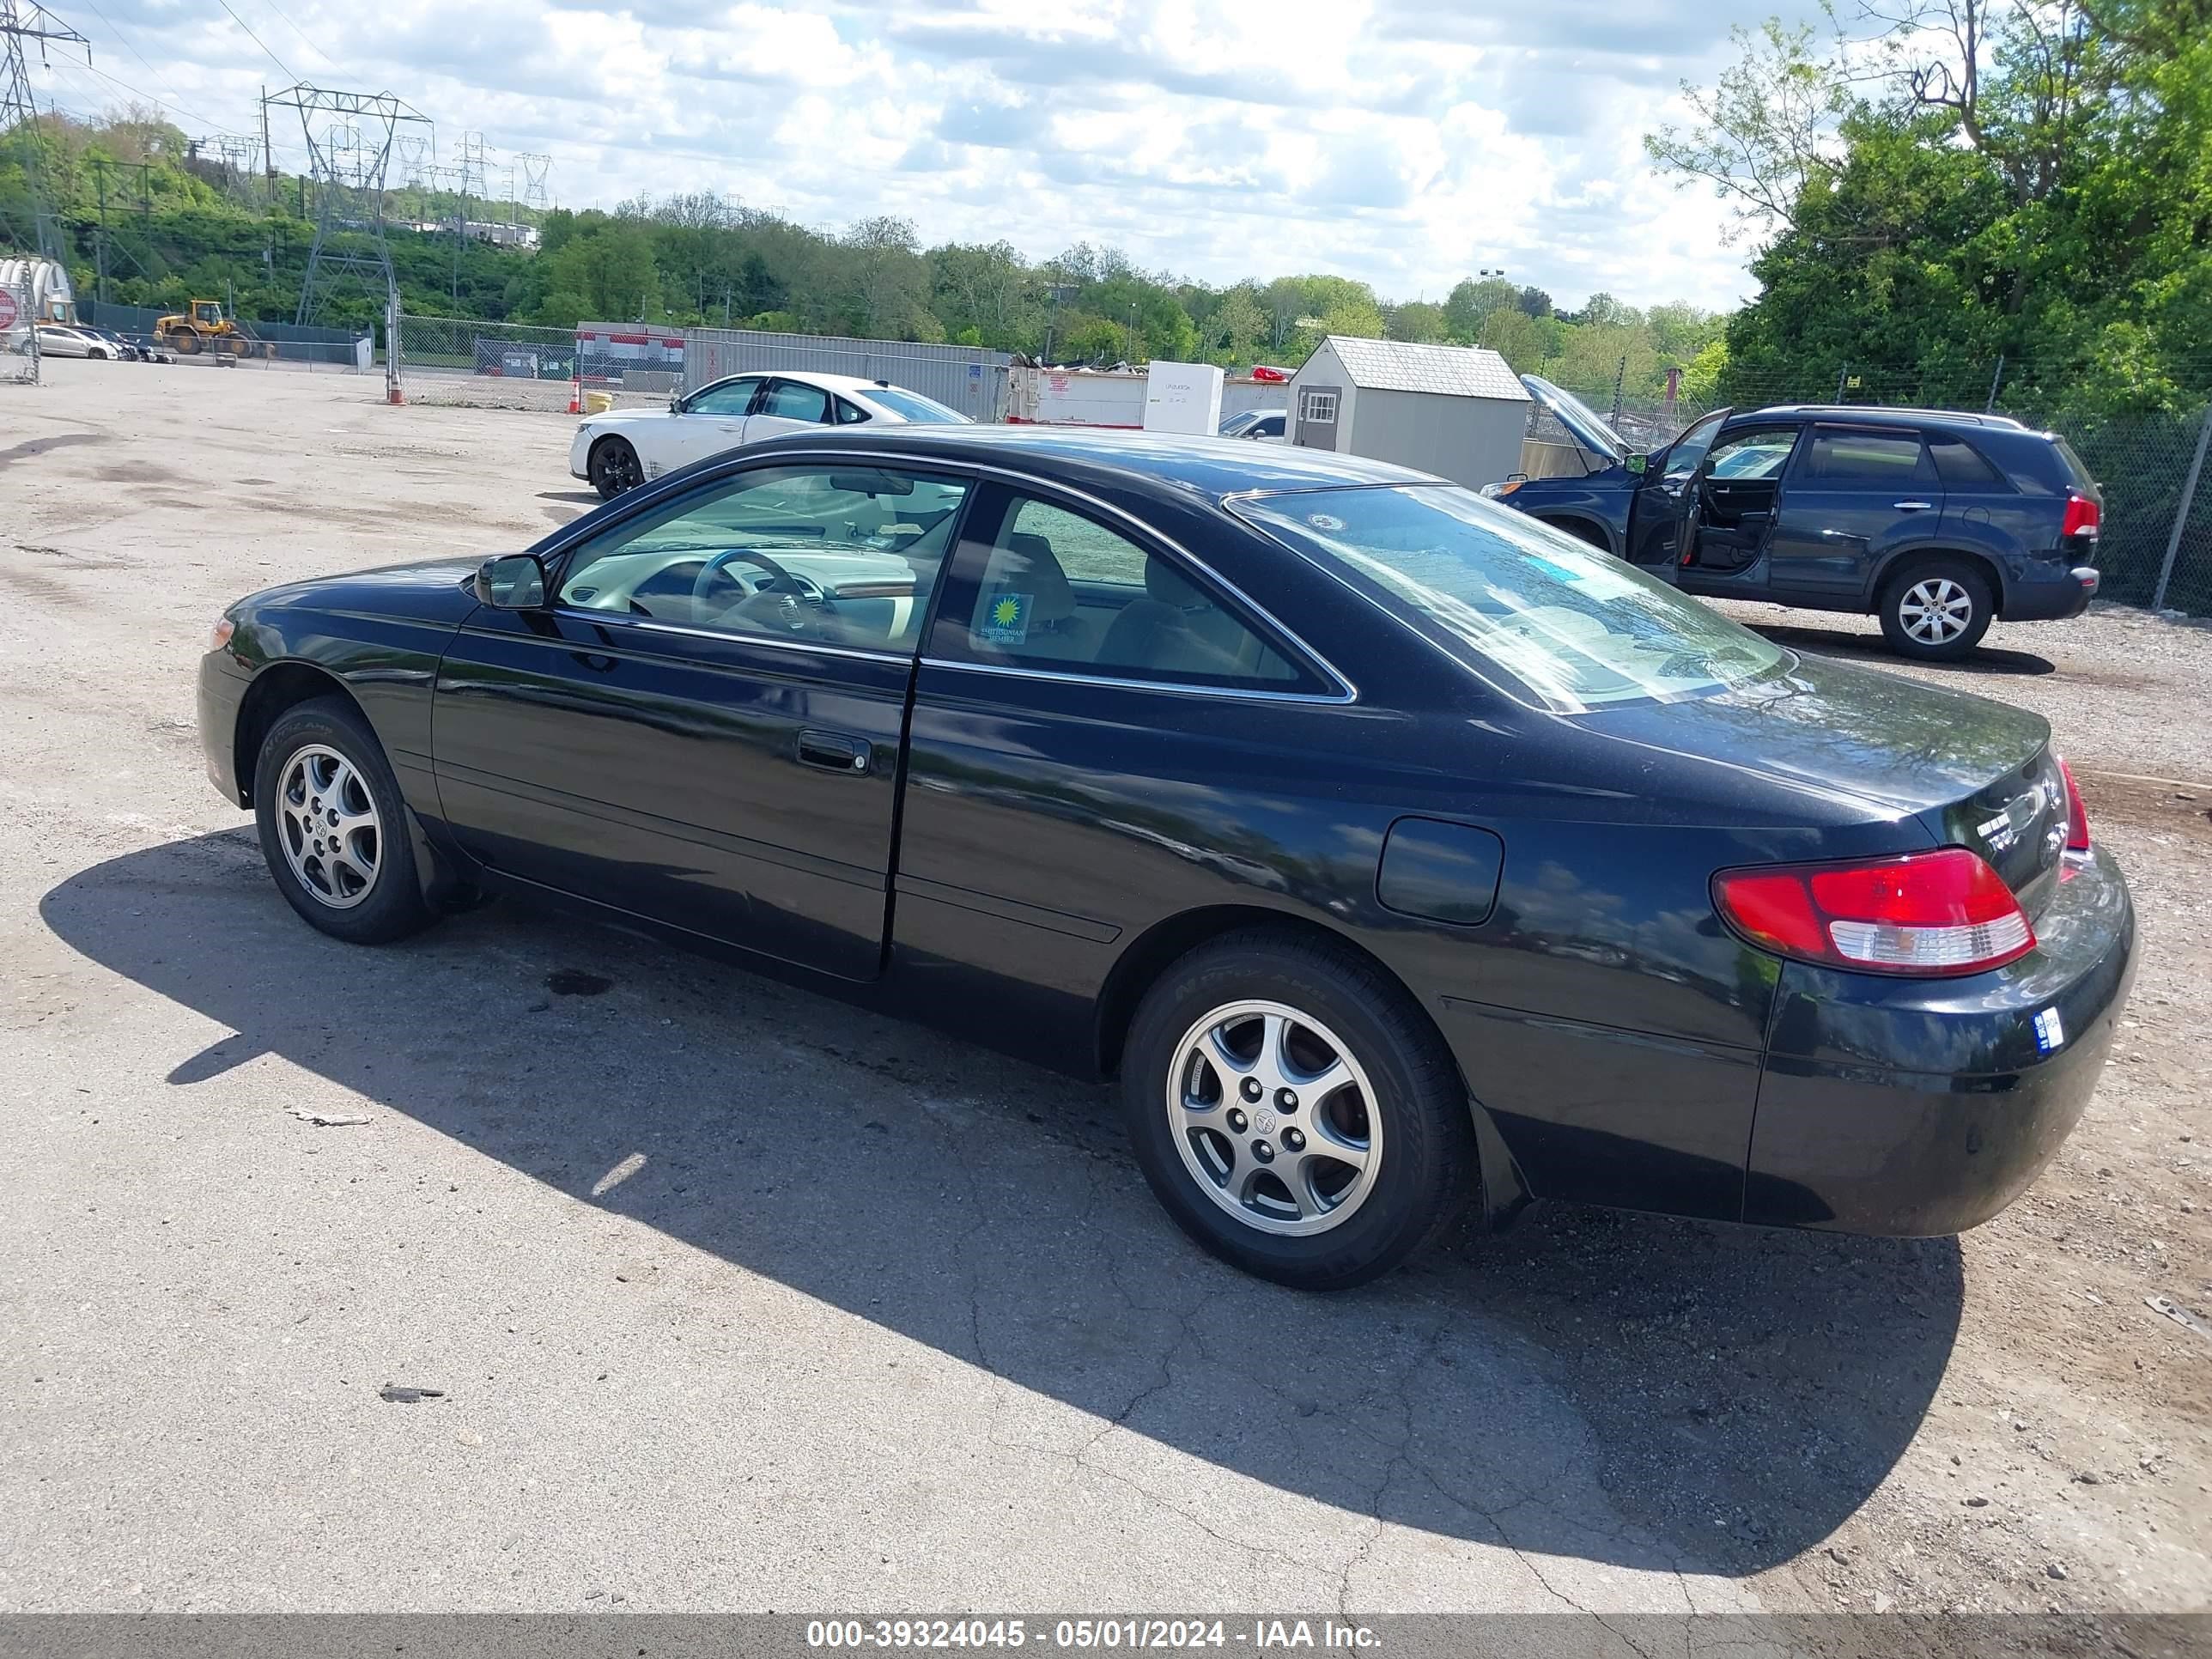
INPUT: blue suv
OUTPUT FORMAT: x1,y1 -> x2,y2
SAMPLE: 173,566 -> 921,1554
1487,377 -> 2106,660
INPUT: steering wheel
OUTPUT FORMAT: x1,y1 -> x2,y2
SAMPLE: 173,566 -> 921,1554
690,546 -> 830,623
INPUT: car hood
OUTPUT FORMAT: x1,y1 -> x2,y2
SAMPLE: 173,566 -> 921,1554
582,409 -> 674,431
1521,374 -> 1627,465
238,556 -> 489,625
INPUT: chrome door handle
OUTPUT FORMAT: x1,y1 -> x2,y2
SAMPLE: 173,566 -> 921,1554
1893,500 -> 1934,510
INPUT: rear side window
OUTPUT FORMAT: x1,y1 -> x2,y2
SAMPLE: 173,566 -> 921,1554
1927,436 -> 2007,487
1802,428 -> 1928,484
934,489 -> 1315,691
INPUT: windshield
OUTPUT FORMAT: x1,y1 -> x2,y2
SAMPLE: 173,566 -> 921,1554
867,386 -> 969,424
1233,486 -> 1789,711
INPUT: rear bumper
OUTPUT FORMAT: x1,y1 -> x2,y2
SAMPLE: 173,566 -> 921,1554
2000,564 -> 2099,622
1744,842 -> 2136,1234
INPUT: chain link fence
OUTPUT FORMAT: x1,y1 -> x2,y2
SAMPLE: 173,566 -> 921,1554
1,275 -> 37,386
1527,363 -> 2212,617
396,313 -> 673,413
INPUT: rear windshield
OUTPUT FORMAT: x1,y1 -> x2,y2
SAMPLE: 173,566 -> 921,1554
1233,486 -> 1789,711
867,386 -> 969,424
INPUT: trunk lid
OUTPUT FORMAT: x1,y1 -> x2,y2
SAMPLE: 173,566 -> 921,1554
1590,653 -> 2067,899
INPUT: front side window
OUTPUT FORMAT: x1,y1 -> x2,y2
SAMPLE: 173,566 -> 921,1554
1662,409 -> 1730,482
556,465 -> 972,653
1801,428 -> 1929,486
1235,486 -> 1787,710
936,490 -> 1310,690
761,380 -> 832,422
685,377 -> 760,416
1705,428 -> 1799,480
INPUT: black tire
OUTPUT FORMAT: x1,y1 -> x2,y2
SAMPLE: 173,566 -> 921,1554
252,696 -> 435,945
589,436 -> 643,500
1121,929 -> 1477,1290
1879,556 -> 1994,661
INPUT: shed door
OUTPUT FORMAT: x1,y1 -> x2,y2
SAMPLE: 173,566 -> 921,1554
1296,385 -> 1342,450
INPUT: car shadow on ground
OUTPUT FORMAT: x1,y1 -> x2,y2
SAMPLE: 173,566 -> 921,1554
42,830 -> 1964,1582
1747,621 -> 2057,678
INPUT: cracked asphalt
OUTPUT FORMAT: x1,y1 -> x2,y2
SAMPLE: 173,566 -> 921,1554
3,363 -> 2207,1618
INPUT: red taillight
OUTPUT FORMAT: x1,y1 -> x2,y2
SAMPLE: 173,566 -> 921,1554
2061,495 -> 2100,538
2058,757 -> 2091,852
1714,848 -> 2035,977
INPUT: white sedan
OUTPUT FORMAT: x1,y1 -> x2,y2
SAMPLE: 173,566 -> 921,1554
36,325 -> 116,360
569,369 -> 971,499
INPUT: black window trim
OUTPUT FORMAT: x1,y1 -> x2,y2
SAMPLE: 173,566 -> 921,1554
922,477 -> 1356,704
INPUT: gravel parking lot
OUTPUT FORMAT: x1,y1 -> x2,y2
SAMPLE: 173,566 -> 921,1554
3,362 -> 2207,1620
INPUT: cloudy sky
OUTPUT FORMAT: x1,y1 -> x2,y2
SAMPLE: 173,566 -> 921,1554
37,0 -> 1821,311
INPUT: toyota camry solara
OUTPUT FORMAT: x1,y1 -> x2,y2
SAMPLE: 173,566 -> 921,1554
198,427 -> 2136,1289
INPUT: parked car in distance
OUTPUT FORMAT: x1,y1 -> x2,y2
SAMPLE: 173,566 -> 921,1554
571,370 -> 971,499
80,325 -> 160,362
1487,375 -> 2105,659
201,428 -> 2135,1289
1218,409 -> 1287,441
36,324 -> 115,359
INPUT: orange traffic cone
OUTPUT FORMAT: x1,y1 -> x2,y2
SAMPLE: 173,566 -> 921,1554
567,374 -> 582,416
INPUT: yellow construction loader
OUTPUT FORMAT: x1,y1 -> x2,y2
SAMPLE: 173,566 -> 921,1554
155,300 -> 278,359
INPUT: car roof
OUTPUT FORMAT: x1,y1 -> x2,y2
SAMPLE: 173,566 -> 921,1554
708,368 -> 886,396
1744,404 -> 2032,432
740,422 -> 1447,498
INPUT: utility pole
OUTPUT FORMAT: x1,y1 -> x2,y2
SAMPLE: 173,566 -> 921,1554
260,84 -> 276,210
93,157 -> 106,302
0,0 -> 91,262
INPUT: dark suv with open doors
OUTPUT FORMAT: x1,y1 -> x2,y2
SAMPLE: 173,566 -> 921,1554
1486,377 -> 2105,660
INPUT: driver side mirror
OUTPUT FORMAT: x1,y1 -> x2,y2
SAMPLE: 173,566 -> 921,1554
475,553 -> 548,610
669,394 -> 684,413
1625,452 -> 1650,475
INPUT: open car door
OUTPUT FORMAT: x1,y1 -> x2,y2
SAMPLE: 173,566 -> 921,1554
1629,405 -> 1732,570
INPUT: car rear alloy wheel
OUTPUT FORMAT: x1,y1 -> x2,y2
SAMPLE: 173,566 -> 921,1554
1899,578 -> 1973,646
1167,1000 -> 1382,1236
1881,558 -> 1993,660
252,696 -> 435,945
276,744 -> 381,908
1122,931 -> 1475,1289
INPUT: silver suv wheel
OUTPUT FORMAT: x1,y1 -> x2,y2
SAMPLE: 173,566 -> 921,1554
1899,576 -> 1975,645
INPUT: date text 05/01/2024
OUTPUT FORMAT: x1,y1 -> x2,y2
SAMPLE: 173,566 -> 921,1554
804,1619 -> 1384,1650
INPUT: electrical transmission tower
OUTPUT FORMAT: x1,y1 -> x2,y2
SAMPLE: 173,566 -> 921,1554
263,83 -> 430,325
516,152 -> 551,212
1,0 -> 90,259
393,131 -> 430,188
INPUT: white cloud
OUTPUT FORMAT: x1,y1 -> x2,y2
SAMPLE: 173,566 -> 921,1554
35,0 -> 1797,311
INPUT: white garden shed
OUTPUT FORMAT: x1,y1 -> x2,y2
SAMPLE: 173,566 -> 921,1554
1285,337 -> 1532,487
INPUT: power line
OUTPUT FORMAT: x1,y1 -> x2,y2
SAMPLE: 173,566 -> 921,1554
258,0 -> 338,72
68,0 -> 198,119
215,0 -> 293,82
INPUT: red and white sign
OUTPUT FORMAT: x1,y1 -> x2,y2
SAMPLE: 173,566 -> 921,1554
0,290 -> 18,331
